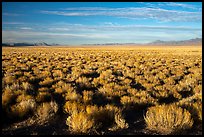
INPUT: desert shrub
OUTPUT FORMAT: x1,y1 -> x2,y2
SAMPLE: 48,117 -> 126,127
89,104 -> 128,131
2,78 -> 5,90
2,46 -> 202,135
92,77 -> 101,87
17,75 -> 29,83
14,71 -> 24,78
53,80 -> 65,88
3,75 -> 16,85
105,104 -> 120,113
54,86 -> 65,94
54,82 -> 74,94
76,76 -> 92,89
185,102 -> 202,123
38,87 -> 50,92
114,112 -> 129,129
21,82 -> 33,92
177,97 -> 202,123
8,82 -> 21,91
123,78 -> 132,85
192,101 -> 202,122
28,75 -> 40,83
144,104 -> 193,135
89,106 -> 114,129
193,84 -> 202,94
85,105 -> 99,115
65,90 -> 82,101
39,77 -> 54,87
108,112 -> 129,131
53,69 -> 64,78
64,101 -> 86,115
82,90 -> 94,104
16,94 -> 33,103
127,88 -> 138,96
36,101 -> 58,121
120,94 -> 156,107
23,71 -> 32,77
120,96 -> 134,105
2,89 -> 17,109
36,92 -> 51,102
3,84 -> 22,101
98,85 -> 113,96
9,98 -> 37,119
66,111 -> 95,134
41,70 -> 52,78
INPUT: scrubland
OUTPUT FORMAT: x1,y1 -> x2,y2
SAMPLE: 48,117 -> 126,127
2,45 -> 202,135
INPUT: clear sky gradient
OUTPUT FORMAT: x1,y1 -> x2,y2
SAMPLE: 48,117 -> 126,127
2,2 -> 202,45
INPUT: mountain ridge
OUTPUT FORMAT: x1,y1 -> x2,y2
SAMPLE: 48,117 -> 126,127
148,38 -> 202,45
2,38 -> 202,47
2,42 -> 59,47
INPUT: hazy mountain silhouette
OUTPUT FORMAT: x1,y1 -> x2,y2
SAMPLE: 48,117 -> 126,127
2,42 -> 59,47
2,38 -> 202,46
148,38 -> 202,45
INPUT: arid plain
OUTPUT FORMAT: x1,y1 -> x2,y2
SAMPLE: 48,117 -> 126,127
2,45 -> 202,135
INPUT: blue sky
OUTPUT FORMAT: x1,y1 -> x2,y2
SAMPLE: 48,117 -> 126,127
2,2 -> 202,45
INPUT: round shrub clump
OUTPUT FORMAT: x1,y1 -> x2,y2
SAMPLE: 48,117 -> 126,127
144,104 -> 193,135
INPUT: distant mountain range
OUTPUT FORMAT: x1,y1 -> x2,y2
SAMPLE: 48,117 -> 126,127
148,38 -> 202,45
83,38 -> 202,46
2,42 -> 59,47
82,43 -> 137,46
2,38 -> 202,47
